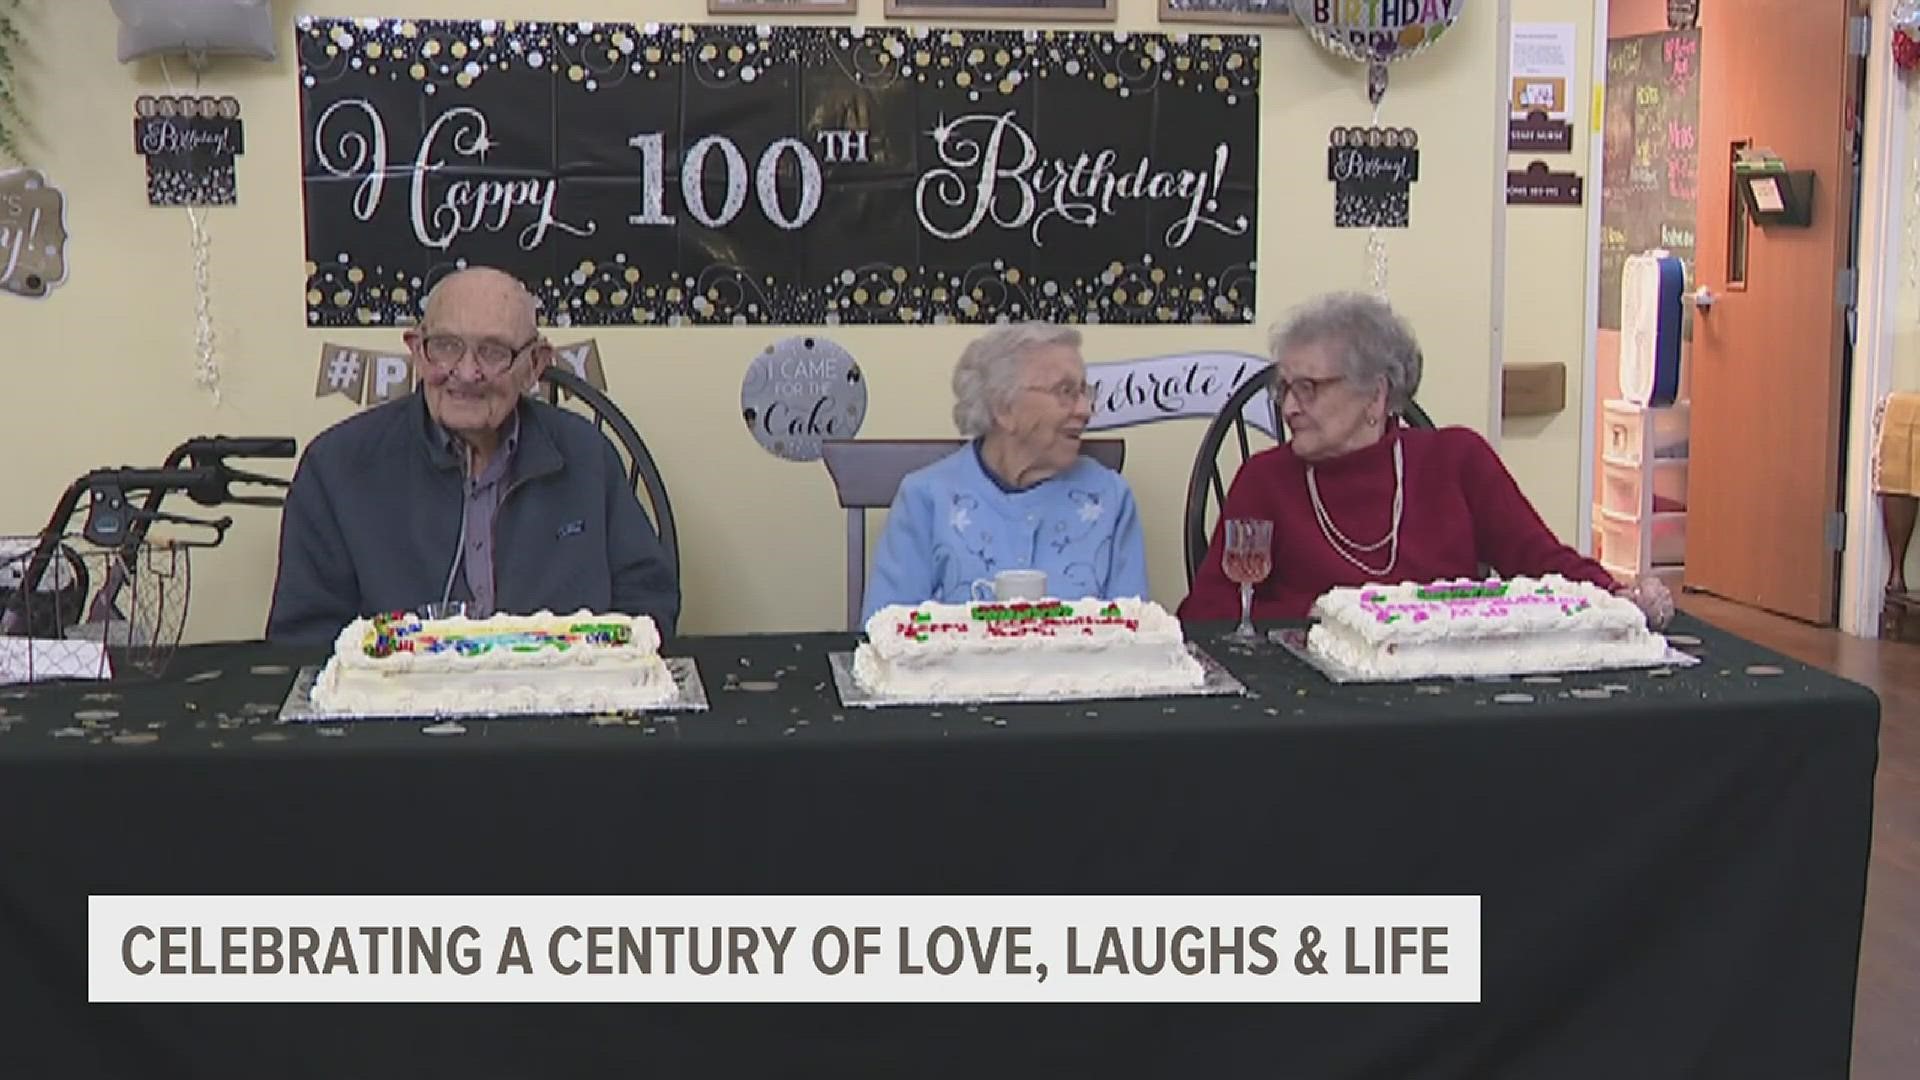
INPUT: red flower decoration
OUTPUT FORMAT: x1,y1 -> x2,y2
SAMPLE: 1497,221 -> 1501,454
1895,27 -> 1920,72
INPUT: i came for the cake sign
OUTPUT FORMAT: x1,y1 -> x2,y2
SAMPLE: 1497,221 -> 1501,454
1359,579 -> 1595,625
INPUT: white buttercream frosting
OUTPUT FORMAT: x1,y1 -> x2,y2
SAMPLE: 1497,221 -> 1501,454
310,609 -> 675,715
851,596 -> 1205,700
1305,575 -> 1669,680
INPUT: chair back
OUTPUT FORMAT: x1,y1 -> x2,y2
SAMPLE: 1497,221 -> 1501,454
537,367 -> 680,583
1181,377 -> 1434,587
821,438 -> 1126,630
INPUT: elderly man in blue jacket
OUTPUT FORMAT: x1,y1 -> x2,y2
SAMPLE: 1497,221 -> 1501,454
266,266 -> 679,644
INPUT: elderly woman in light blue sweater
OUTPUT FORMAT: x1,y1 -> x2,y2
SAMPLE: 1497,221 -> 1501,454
861,324 -> 1149,621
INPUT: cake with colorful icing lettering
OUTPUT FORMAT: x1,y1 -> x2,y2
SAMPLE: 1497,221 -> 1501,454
1305,575 -> 1668,681
310,610 -> 675,716
851,597 -> 1206,701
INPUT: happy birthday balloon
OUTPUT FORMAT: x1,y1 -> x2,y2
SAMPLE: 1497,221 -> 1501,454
1302,0 -> 1465,64
1300,0 -> 1466,103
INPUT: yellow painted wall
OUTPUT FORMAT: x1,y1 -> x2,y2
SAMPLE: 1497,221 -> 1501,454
1501,0 -> 1595,542
1,0 -> 1504,642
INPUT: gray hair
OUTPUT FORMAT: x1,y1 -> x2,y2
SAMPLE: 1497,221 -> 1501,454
950,323 -> 1084,436
1269,292 -> 1423,414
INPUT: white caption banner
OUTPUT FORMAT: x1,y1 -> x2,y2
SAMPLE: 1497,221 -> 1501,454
91,894 -> 1479,1004
1085,351 -> 1279,438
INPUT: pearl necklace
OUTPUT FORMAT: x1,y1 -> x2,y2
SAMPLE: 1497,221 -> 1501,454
1306,438 -> 1404,576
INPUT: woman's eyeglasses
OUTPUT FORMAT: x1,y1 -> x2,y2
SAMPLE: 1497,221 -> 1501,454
1273,374 -> 1347,406
1024,380 -> 1095,404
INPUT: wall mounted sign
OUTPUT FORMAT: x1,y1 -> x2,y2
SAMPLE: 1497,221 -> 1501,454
315,339 -> 608,405
1666,1 -> 1698,30
1506,161 -> 1583,205
296,17 -> 1259,328
741,336 -> 866,461
1328,127 -> 1418,228
135,95 -> 245,206
1083,350 -> 1276,437
1509,112 -> 1572,153
0,169 -> 70,299
1508,23 -> 1574,153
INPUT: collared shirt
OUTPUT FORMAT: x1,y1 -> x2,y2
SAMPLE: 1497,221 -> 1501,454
437,412 -> 521,617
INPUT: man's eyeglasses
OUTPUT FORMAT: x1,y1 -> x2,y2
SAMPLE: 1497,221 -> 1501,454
1273,373 -> 1347,406
419,333 -> 538,375
1024,380 -> 1095,404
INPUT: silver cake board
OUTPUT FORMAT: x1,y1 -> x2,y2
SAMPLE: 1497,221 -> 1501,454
1268,627 -> 1704,686
828,643 -> 1249,709
277,657 -> 710,722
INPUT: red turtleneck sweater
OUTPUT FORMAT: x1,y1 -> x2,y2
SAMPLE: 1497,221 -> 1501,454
1178,426 -> 1615,622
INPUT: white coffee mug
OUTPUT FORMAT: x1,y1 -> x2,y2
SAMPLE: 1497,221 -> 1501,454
970,569 -> 1048,602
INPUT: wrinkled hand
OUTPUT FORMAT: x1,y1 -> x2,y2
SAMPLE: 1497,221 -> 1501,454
1617,576 -> 1675,631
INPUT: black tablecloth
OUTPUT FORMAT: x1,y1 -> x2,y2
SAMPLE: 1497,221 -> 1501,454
0,617 -> 1879,1079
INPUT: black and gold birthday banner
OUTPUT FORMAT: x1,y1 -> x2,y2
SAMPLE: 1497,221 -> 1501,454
298,17 -> 1259,328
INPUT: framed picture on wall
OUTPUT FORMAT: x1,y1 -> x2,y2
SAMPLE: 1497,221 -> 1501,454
709,0 -> 858,14
884,0 -> 1118,22
1158,0 -> 1296,25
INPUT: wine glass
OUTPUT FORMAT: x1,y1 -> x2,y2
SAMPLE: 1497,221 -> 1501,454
1222,518 -> 1274,642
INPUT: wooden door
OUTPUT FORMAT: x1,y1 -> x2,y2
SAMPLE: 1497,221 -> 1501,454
1684,0 -> 1857,623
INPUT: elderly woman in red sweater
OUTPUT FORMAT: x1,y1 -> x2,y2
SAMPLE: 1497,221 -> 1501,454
1179,292 -> 1674,628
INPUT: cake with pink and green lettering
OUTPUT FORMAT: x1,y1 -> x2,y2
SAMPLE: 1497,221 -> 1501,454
853,597 -> 1206,701
311,609 -> 675,716
1306,575 -> 1668,680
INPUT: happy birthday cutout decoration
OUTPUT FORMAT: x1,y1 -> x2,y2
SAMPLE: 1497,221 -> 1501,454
0,169 -> 69,299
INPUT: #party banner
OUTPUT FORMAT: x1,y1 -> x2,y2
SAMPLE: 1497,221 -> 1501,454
297,17 -> 1259,328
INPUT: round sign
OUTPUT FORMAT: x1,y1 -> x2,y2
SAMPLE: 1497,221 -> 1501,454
740,336 -> 867,462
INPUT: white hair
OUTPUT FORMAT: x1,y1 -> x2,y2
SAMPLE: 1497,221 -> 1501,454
1269,292 -> 1424,414
950,323 -> 1084,436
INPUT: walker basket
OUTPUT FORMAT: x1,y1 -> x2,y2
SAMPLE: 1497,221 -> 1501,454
0,534 -> 193,683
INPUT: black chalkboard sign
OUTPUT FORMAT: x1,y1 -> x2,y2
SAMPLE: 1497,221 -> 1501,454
1599,29 -> 1699,331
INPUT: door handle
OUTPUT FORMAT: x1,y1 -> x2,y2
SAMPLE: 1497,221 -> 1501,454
1682,286 -> 1717,312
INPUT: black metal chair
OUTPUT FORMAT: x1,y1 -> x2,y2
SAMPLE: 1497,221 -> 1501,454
537,367 -> 680,583
1181,373 -> 1435,587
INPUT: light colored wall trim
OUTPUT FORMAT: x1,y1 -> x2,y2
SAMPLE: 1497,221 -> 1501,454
1488,0 -> 1515,442
1576,0 -> 1610,555
1841,0 -> 1905,637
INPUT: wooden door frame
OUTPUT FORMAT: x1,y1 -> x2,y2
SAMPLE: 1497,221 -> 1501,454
1840,0 -> 1905,637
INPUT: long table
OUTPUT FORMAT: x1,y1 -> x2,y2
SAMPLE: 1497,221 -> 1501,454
0,618 -> 1879,1079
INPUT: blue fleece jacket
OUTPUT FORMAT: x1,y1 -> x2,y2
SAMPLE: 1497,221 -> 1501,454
861,444 -> 1149,622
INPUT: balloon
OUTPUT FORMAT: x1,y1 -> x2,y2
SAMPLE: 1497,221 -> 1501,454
1299,0 -> 1465,67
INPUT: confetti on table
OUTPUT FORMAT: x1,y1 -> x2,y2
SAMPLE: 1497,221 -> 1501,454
250,665 -> 292,676
73,709 -> 119,723
589,715 -> 624,727
81,692 -> 120,702
1522,675 -> 1562,685
186,670 -> 223,683
251,731 -> 290,743
420,721 -> 466,736
1569,688 -> 1612,700
51,726 -> 86,738
1493,693 -> 1535,705
1668,634 -> 1702,647
316,727 -> 347,738
111,732 -> 159,746
1648,668 -> 1675,678
1745,665 -> 1785,677
737,680 -> 780,692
